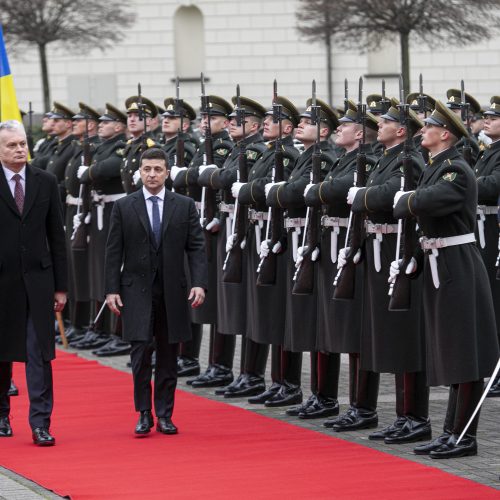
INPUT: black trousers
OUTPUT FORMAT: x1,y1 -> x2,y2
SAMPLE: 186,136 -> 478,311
0,316 -> 53,429
130,290 -> 179,418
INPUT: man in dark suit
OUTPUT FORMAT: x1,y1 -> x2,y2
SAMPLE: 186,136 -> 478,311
0,120 -> 67,446
105,147 -> 207,436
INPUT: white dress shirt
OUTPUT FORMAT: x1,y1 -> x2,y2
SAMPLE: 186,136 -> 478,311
142,185 -> 165,227
2,164 -> 26,198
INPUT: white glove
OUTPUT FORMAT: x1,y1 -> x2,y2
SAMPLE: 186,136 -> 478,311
272,241 -> 282,254
231,181 -> 245,199
337,247 -> 361,268
393,190 -> 415,209
205,217 -> 220,232
72,214 -> 81,230
347,186 -> 363,205
265,181 -> 286,197
295,245 -> 320,267
132,170 -> 141,185
170,165 -> 187,181
226,233 -> 238,252
77,166 -> 89,179
303,183 -> 314,199
199,164 -> 217,176
388,257 -> 417,284
260,240 -> 271,258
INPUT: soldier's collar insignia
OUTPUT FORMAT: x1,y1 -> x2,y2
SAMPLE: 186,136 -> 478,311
442,172 -> 457,181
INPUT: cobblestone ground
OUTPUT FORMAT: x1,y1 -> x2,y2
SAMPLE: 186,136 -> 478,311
1,327 -> 499,498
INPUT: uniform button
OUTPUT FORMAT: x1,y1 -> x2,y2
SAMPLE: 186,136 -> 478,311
20,246 -> 26,252
141,273 -> 145,277
141,288 -> 146,292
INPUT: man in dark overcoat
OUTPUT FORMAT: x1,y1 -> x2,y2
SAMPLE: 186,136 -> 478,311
0,120 -> 67,446
105,148 -> 207,435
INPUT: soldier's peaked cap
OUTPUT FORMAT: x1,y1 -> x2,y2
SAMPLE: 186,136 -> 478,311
301,98 -> 339,131
265,96 -> 300,127
338,99 -> 379,131
99,103 -> 127,124
229,96 -> 267,119
163,98 -> 197,121
125,96 -> 158,118
366,93 -> 390,115
379,97 -> 424,132
200,95 -> 233,117
50,102 -> 74,120
483,96 -> 500,117
424,100 -> 468,139
406,92 -> 436,113
446,89 -> 481,115
73,102 -> 101,121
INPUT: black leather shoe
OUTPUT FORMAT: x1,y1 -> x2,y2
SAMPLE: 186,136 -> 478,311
286,394 -> 317,416
156,417 -> 178,435
429,434 -> 477,459
331,407 -> 378,432
190,364 -> 233,388
56,326 -> 84,345
177,356 -> 200,377
298,396 -> 340,419
135,410 -> 154,436
0,417 -> 12,437
215,374 -> 244,396
93,338 -> 131,357
72,330 -> 111,350
368,416 -> 407,440
385,417 -> 432,444
187,366 -> 213,386
264,383 -> 302,408
487,380 -> 500,397
413,432 -> 452,455
7,380 -> 19,397
224,374 -> 266,398
248,383 -> 282,404
32,428 -> 55,446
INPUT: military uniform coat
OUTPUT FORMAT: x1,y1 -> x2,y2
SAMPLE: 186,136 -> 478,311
238,136 -> 299,345
0,165 -> 67,362
351,142 -> 425,374
162,133 -> 197,169
267,140 -> 336,352
394,147 -> 499,386
105,189 -> 208,343
474,140 -> 500,340
46,134 -> 76,204
31,135 -> 57,170
120,134 -> 157,194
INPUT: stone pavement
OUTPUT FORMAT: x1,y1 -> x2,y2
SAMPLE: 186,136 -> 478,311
1,328 -> 499,498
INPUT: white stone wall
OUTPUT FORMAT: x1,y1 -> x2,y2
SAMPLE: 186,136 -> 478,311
7,0 -> 500,114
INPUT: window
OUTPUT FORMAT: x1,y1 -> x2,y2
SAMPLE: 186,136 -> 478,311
174,5 -> 204,80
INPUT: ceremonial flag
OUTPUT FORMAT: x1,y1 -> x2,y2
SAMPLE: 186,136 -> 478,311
0,24 -> 22,122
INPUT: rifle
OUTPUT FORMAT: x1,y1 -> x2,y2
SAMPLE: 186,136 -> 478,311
256,79 -> 284,286
333,76 -> 368,300
388,75 -> 418,311
200,72 -> 217,260
27,102 -> 35,157
417,74 -> 430,163
223,84 -> 248,283
71,117 -> 91,251
175,76 -> 185,167
460,80 -> 473,166
380,79 -> 391,114
292,80 -> 321,295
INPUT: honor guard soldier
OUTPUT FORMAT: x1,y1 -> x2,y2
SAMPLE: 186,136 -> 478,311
265,97 -> 338,408
161,98 -> 197,171
394,101 -> 499,458
198,94 -> 267,398
235,94 -> 300,404
46,102 -> 76,206
171,95 -> 233,385
62,103 -> 101,346
366,93 -> 389,158
120,95 -> 158,194
445,88 -> 481,164
31,112 -> 57,169
74,104 -> 128,351
152,104 -> 165,144
304,100 -> 379,420
475,97 -> 500,396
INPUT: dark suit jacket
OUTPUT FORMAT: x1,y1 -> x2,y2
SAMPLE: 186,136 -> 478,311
104,188 -> 208,343
0,164 -> 67,362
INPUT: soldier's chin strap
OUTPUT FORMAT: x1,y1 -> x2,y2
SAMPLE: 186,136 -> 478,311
456,357 -> 500,445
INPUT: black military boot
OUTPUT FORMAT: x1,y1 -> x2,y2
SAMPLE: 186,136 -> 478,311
265,350 -> 302,407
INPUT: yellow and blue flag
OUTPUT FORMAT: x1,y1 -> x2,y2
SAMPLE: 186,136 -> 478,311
0,24 -> 22,123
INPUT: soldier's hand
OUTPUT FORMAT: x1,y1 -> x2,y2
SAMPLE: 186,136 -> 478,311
189,287 -> 205,308
77,166 -> 89,179
338,247 -> 361,268
311,247 -> 320,261
231,181 -> 245,199
265,181 -> 285,198
132,170 -> 141,185
393,190 -> 415,209
54,292 -> 67,312
388,259 -> 402,284
170,165 -> 187,181
226,233 -> 238,253
347,186 -> 363,205
199,164 -> 217,175
106,294 -> 123,316
260,240 -> 271,258
303,183 -> 314,199
205,217 -> 220,233
72,214 -> 81,231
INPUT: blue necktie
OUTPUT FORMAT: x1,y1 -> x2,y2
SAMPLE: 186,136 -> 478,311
149,196 -> 161,246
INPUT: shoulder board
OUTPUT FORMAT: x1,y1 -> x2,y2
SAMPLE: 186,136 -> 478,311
442,172 -> 457,182
146,138 -> 156,148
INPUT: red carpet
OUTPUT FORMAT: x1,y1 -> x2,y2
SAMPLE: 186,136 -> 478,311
1,352 -> 498,499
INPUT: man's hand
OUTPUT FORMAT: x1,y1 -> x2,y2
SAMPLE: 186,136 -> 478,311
265,181 -> 285,197
338,247 -> 361,268
189,287 -> 205,308
303,183 -> 314,199
132,170 -> 141,185
205,218 -> 220,233
388,257 -> 417,284
226,233 -> 238,253
77,166 -> 89,179
54,292 -> 67,312
393,190 -> 415,209
170,165 -> 187,181
72,214 -> 81,231
231,181 -> 245,199
347,186 -> 363,205
198,164 -> 217,176
106,293 -> 123,316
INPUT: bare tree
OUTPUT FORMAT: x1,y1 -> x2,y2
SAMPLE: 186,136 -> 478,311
0,0 -> 134,111
296,0 -> 500,96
